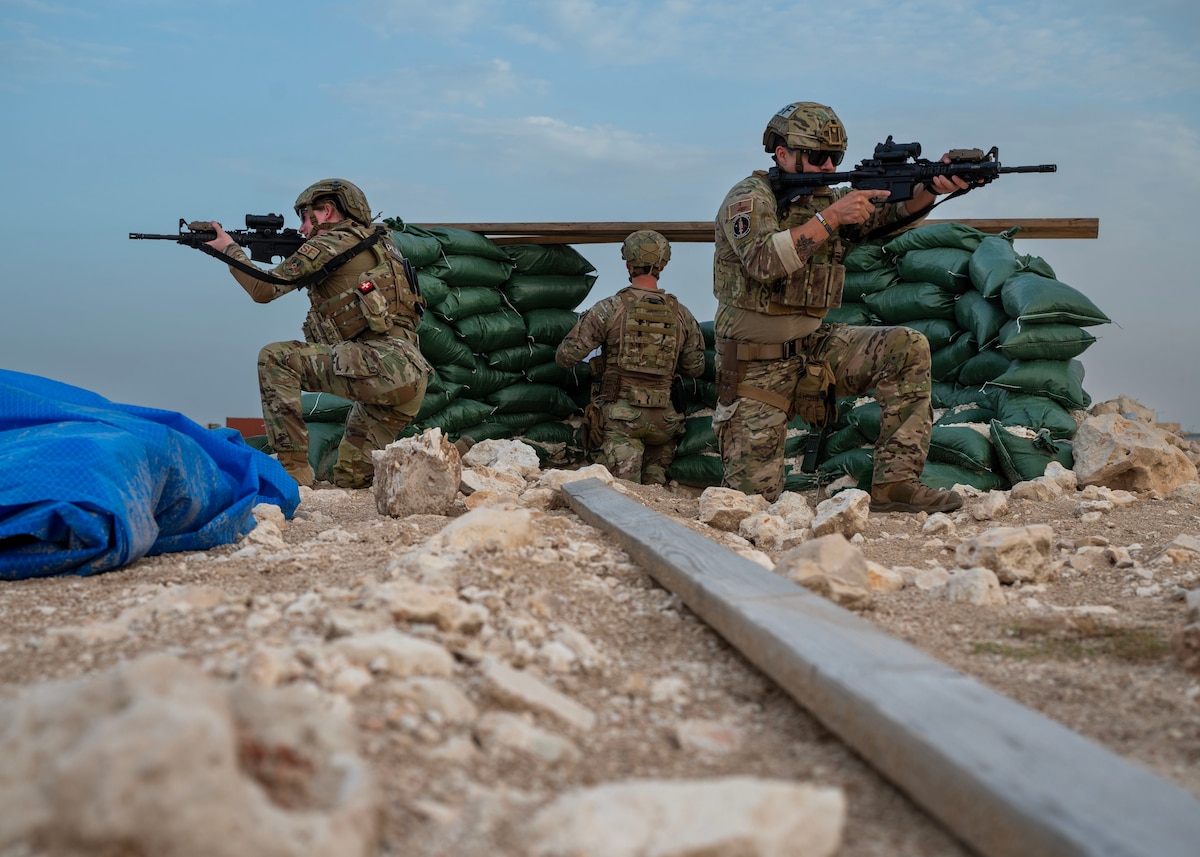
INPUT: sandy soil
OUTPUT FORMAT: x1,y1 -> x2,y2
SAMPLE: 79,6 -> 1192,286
1,468 -> 1197,856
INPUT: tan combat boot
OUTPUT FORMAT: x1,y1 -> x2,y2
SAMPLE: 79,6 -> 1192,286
276,450 -> 314,488
870,480 -> 962,514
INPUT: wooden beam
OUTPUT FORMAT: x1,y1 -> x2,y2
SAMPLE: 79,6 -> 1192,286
561,477 -> 1200,857
417,218 -> 1098,244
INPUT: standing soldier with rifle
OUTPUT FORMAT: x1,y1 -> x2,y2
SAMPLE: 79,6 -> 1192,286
713,102 -> 975,512
203,178 -> 430,490
556,231 -> 706,486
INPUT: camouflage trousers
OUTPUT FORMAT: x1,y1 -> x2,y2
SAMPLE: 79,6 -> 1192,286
713,323 -> 932,501
595,400 -> 686,485
258,336 -> 430,488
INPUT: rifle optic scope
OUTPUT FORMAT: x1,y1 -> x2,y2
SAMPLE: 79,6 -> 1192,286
245,213 -> 286,230
873,137 -> 922,162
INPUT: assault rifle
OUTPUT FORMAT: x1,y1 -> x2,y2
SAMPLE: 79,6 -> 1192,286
129,214 -> 304,263
769,137 -> 1056,212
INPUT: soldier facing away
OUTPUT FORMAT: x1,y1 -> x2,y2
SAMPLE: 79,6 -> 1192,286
556,230 -> 706,485
204,178 -> 431,489
712,102 -> 976,512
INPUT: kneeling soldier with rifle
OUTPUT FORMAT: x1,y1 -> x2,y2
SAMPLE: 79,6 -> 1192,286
712,102 -> 1047,512
202,179 -> 430,489
556,231 -> 706,486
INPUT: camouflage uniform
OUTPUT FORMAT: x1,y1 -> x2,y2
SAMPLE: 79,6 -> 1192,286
556,284 -> 705,484
224,219 -> 430,489
712,169 -> 933,502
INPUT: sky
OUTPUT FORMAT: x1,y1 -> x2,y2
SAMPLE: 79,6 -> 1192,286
2,0 -> 1199,432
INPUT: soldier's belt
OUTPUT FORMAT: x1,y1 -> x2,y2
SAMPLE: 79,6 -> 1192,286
727,337 -> 808,361
734,383 -> 792,413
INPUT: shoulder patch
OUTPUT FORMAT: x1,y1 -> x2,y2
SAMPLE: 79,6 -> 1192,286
297,241 -> 323,260
732,213 -> 751,240
727,199 -> 753,217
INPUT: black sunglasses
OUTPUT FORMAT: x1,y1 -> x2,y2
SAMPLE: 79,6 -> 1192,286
802,149 -> 845,168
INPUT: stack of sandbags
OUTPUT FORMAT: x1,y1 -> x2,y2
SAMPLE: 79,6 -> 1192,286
667,222 -> 1110,492
806,222 -> 1109,492
387,221 -> 598,465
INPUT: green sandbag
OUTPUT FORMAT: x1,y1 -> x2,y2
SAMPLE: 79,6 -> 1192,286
522,421 -> 578,444
955,290 -> 1008,348
525,308 -> 580,344
425,255 -> 513,288
417,313 -> 475,368
409,398 -> 494,435
455,309 -> 529,353
931,333 -> 978,383
676,377 -> 717,409
820,447 -> 874,482
438,361 -> 523,397
896,247 -> 974,293
422,226 -> 511,262
825,302 -> 876,326
502,273 -> 597,312
416,271 -> 449,309
676,416 -> 717,457
432,286 -> 504,322
996,320 -> 1096,361
843,242 -> 891,272
669,453 -> 724,488
503,243 -> 596,276
969,234 -> 1021,298
920,461 -> 1007,492
246,435 -> 272,453
883,222 -> 990,254
390,231 -> 442,268
783,467 -> 827,493
929,425 -> 996,473
415,388 -> 462,421
301,391 -> 354,423
524,360 -> 591,389
1020,254 -> 1056,279
843,268 -> 902,302
932,382 -> 996,409
936,406 -> 996,427
864,282 -> 958,322
957,349 -> 1012,386
487,382 -> 580,417
902,318 -> 960,351
382,220 -> 444,267
989,420 -> 1074,484
488,411 -> 559,429
825,423 -> 870,457
698,320 -> 716,349
987,358 -> 1090,411
307,421 -> 345,483
488,342 -> 559,372
992,391 -> 1079,440
1000,273 -> 1112,327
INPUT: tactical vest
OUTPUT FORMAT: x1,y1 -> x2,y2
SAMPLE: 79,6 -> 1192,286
302,223 -> 424,346
600,288 -> 682,409
714,171 -> 846,317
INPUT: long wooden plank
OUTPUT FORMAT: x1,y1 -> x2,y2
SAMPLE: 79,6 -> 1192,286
417,218 -> 1098,243
561,477 -> 1200,857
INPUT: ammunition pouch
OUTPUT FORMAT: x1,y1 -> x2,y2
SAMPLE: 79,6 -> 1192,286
302,308 -> 343,346
793,358 -> 838,429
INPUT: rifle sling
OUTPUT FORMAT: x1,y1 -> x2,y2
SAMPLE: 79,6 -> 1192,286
864,187 -> 970,241
197,228 -> 386,290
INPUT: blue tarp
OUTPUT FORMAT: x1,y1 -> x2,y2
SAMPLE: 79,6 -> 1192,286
0,370 -> 300,580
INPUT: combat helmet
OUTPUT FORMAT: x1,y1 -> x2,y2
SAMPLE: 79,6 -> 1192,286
620,230 -> 671,271
762,102 -> 847,154
294,178 -> 373,225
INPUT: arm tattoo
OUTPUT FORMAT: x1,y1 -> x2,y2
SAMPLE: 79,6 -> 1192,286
794,234 -> 818,261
